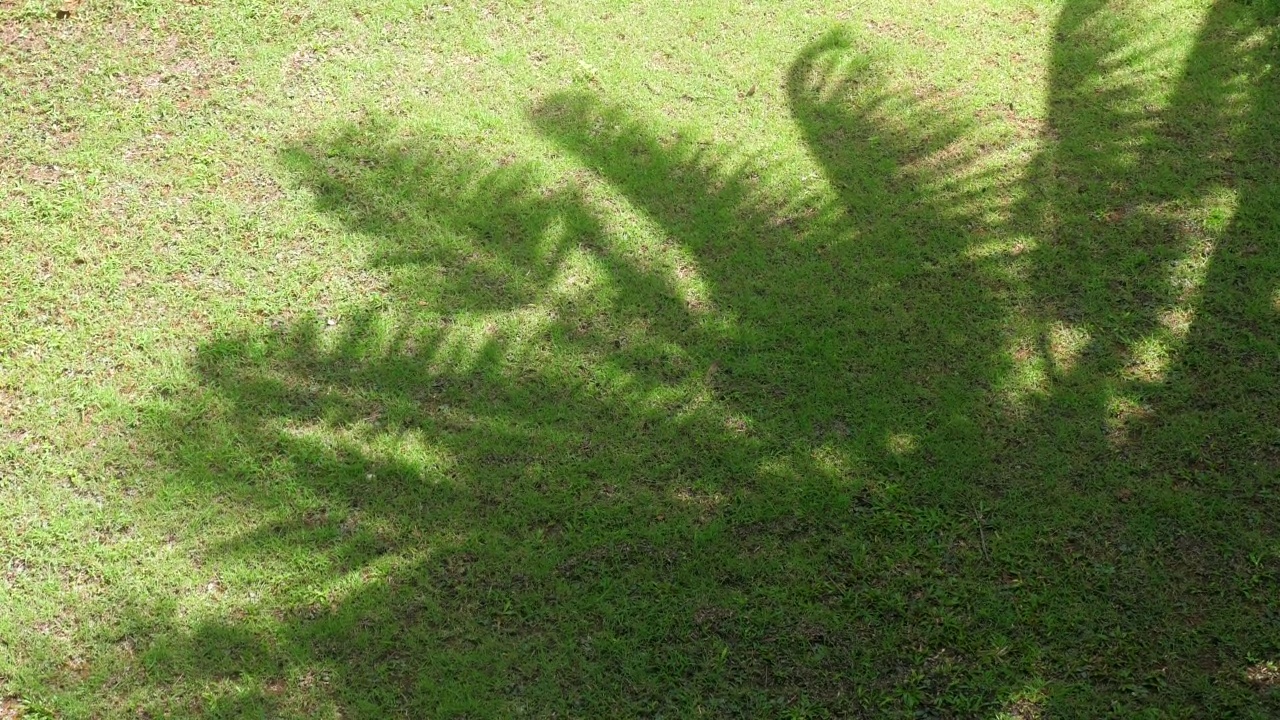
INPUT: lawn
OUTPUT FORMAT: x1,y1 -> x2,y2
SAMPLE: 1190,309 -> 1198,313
1,0 -> 1278,716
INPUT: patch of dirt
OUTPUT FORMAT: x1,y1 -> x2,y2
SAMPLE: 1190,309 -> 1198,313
0,697 -> 21,720
0,386 -> 28,447
0,18 -> 52,55
1246,661 -> 1280,688
0,14 -> 85,93
1002,697 -> 1043,719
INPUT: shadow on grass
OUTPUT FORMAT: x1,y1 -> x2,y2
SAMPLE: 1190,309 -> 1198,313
122,0 -> 1278,716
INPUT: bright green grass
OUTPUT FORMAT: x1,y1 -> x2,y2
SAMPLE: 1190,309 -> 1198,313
2,0 -> 1278,716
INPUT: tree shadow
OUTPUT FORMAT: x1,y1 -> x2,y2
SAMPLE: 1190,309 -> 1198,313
116,1 -> 1279,717
531,26 -> 1034,471
981,0 -> 1280,709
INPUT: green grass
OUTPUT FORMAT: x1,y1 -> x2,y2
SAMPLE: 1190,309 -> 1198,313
2,0 -> 1278,716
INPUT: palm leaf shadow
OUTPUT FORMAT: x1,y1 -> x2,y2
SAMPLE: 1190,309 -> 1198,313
119,2 -> 1280,716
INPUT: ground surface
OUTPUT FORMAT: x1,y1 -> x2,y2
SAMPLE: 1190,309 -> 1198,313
1,0 -> 1278,717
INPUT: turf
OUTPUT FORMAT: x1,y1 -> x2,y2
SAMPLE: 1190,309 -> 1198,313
1,0 -> 1278,717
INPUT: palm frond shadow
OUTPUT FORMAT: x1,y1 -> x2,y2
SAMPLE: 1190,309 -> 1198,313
125,2 -> 1279,716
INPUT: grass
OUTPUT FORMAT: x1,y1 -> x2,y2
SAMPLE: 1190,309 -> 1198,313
1,0 -> 1278,716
